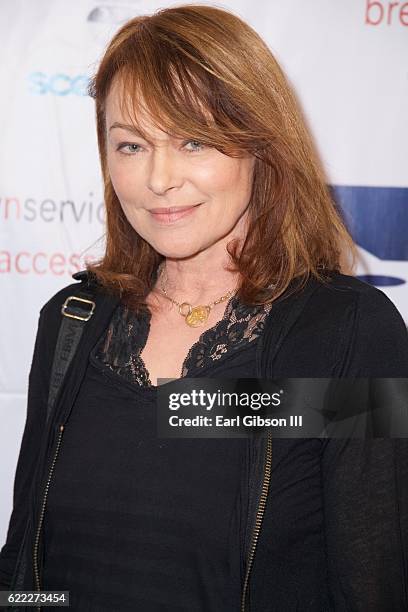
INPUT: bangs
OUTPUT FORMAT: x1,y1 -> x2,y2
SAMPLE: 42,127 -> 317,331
101,27 -> 258,155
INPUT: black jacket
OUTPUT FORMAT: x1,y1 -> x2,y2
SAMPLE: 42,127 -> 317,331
1,270 -> 408,611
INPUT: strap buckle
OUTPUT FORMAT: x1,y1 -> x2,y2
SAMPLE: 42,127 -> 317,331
61,296 -> 96,321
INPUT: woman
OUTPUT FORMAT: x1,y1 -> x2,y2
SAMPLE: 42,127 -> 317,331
1,4 -> 408,611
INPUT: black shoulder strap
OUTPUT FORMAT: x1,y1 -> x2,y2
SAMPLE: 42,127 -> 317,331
8,272 -> 116,599
46,270 -> 100,426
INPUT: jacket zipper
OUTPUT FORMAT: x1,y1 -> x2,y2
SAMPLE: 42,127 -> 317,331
240,431 -> 273,612
33,424 -> 65,612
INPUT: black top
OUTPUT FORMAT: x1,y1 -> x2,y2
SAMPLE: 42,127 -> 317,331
1,271 -> 408,611
41,294 -> 272,611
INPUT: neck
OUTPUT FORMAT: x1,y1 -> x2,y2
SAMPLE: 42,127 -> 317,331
155,253 -> 240,305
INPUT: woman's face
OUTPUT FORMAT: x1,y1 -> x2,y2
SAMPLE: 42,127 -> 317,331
105,79 -> 256,260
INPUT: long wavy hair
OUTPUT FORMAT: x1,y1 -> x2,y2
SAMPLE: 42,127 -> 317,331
86,3 -> 357,313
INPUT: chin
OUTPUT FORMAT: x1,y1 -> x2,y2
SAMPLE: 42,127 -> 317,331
153,242 -> 204,260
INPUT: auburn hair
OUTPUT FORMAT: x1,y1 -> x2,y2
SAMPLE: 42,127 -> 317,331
86,3 -> 357,313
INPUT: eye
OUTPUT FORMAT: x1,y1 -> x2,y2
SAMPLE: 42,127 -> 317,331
116,143 -> 143,155
183,140 -> 206,153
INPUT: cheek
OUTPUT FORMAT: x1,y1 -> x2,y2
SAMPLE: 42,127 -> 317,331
108,159 -> 139,201
211,165 -> 253,213
210,157 -> 253,195
211,163 -> 253,225
107,154 -> 122,191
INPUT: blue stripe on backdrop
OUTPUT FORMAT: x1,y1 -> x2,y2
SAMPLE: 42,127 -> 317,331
332,185 -> 408,287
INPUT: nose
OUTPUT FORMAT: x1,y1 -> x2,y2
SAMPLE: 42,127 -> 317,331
147,147 -> 183,195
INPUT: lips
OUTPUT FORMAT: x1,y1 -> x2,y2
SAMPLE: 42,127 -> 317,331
149,204 -> 201,214
148,203 -> 203,224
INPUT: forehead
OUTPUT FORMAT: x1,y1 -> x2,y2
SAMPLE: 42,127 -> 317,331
105,78 -> 151,126
105,72 -> 214,137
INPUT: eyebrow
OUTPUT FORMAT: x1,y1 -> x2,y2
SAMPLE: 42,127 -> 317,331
109,122 -> 145,136
108,121 -> 175,145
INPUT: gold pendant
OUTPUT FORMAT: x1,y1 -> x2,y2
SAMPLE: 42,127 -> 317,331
185,305 -> 210,327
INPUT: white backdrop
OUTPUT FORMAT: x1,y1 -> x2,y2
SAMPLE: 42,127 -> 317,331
1,0 -> 407,543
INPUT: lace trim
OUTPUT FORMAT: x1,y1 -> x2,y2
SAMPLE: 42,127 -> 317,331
94,294 -> 272,387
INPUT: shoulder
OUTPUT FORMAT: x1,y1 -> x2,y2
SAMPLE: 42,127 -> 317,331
275,270 -> 405,335
268,271 -> 408,377
305,271 -> 405,327
38,269 -> 103,327
324,272 -> 408,376
39,270 -> 114,335
311,269 -> 395,299
31,270 -> 121,378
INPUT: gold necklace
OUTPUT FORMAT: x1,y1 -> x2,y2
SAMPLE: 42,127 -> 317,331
158,263 -> 236,328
